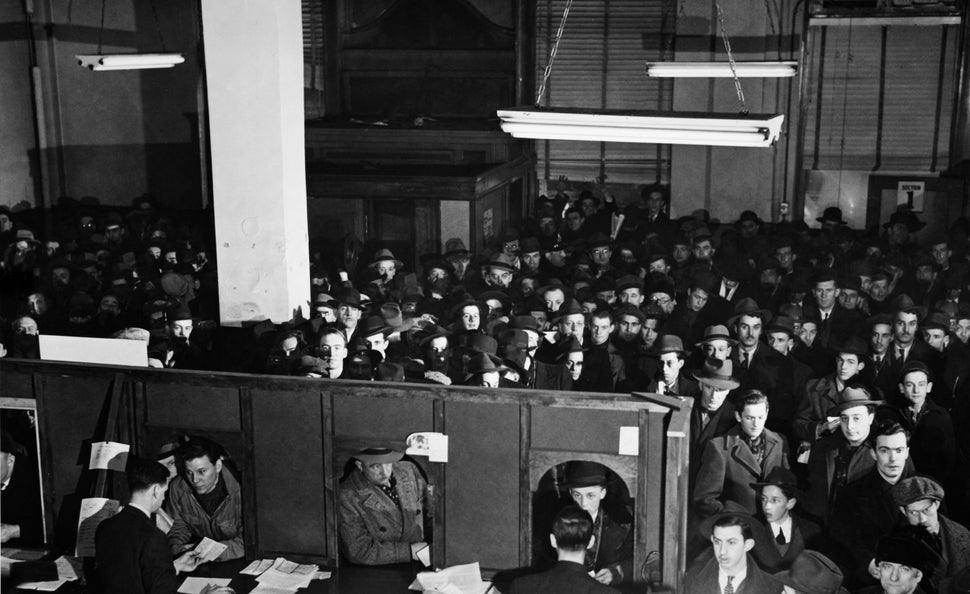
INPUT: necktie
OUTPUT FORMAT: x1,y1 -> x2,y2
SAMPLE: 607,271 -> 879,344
897,347 -> 905,363
741,352 -> 749,369
776,527 -> 786,545
822,311 -> 829,321
725,575 -> 735,594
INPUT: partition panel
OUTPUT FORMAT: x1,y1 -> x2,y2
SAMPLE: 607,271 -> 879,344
144,383 -> 241,431
530,407 -> 639,452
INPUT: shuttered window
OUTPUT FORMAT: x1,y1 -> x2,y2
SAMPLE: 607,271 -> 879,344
535,0 -> 673,183
303,0 -> 326,119
803,21 -> 959,172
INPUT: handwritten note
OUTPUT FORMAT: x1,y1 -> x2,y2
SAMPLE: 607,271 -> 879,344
75,498 -> 120,557
88,441 -> 130,471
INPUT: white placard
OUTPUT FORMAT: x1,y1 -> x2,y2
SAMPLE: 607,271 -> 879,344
40,335 -> 147,367
618,426 -> 639,456
88,441 -> 130,471
897,181 -> 925,212
407,432 -> 449,463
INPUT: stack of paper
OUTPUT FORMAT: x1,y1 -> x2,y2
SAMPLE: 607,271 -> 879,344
239,557 -> 328,593
408,562 -> 493,594
14,556 -> 80,591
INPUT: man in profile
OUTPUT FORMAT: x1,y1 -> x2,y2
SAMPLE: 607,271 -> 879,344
96,456 -> 233,594
167,438 -> 243,561
509,506 -> 618,594
338,447 -> 429,565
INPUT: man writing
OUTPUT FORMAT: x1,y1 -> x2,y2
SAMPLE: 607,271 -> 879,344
96,456 -> 233,594
338,447 -> 429,565
167,439 -> 244,561
509,506 -> 618,594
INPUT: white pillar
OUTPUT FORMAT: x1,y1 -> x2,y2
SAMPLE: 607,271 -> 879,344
201,0 -> 309,326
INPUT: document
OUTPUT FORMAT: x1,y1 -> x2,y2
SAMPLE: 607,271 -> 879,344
253,557 -> 319,590
407,432 -> 449,463
240,559 -> 275,575
75,497 -> 120,557
409,562 -> 486,593
618,426 -> 639,456
193,537 -> 228,562
178,577 -> 232,593
88,441 -> 130,471
16,556 -> 80,591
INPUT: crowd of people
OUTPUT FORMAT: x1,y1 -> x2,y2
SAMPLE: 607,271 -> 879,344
3,183 -> 970,593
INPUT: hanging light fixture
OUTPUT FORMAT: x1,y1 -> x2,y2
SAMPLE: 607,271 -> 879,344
76,0 -> 183,72
496,0 -> 785,148
497,108 -> 784,147
645,61 -> 797,78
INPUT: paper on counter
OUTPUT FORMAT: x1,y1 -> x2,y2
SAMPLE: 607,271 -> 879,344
88,441 -> 130,471
14,556 -> 80,591
409,561 -> 484,593
618,426 -> 639,456
240,558 -> 275,575
416,543 -> 431,567
177,577 -> 232,593
255,569 -> 313,590
193,537 -> 228,562
250,586 -> 297,594
313,571 -> 332,580
75,497 -> 120,557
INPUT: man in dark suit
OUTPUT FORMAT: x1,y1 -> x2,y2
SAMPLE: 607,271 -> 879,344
688,358 -> 742,488
509,506 -> 618,594
682,504 -> 776,594
804,268 -> 866,357
95,457 -> 231,594
749,467 -> 823,572
886,295 -> 936,403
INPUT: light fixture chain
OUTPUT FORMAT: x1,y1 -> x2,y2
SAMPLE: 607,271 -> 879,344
97,0 -> 107,54
535,0 -> 574,107
714,0 -> 747,114
148,0 -> 167,52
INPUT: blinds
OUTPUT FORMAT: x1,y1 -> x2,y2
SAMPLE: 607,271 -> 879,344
803,22 -> 959,172
535,0 -> 672,183
303,0 -> 325,118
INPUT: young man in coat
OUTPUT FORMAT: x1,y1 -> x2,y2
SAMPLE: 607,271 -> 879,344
748,467 -> 823,572
682,504 -> 776,594
337,447 -> 429,565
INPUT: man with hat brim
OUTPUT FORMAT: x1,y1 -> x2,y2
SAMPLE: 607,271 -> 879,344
794,335 -> 870,445
462,351 -> 509,388
918,311 -> 970,412
875,360 -> 957,485
887,295 -> 935,380
345,336 -> 383,380
802,384 -> 883,523
749,467 -> 824,572
360,315 -> 394,361
559,460 -> 633,586
770,550 -> 849,594
892,477 -> 970,592
1,429 -> 43,546
332,287 -> 365,344
855,533 -> 940,594
166,306 -> 210,370
338,447 -> 429,565
817,206 -> 848,228
551,300 -> 613,393
645,335 -> 698,398
683,501 -> 776,594
688,358 -> 742,485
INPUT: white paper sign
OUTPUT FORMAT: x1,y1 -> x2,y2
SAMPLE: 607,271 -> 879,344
88,441 -> 130,471
40,334 -> 147,367
407,432 -> 449,463
618,426 -> 639,456
897,181 -> 925,212
75,498 -> 120,557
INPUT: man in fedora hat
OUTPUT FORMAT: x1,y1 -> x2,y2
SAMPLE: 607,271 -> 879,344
694,390 -> 790,520
892,476 -> 970,592
828,422 -> 918,586
749,468 -> 823,572
769,550 -> 849,594
888,295 -> 934,374
682,502 -> 775,594
817,206 -> 848,230
332,287 -> 365,344
876,361 -> 956,484
559,461 -> 633,586
508,506 -> 619,594
167,306 -> 209,370
857,533 -> 939,594
803,384 -> 882,523
337,447 -> 429,565
689,358 -> 742,486
919,312 -> 970,412
794,336 -> 869,445
646,335 -> 698,398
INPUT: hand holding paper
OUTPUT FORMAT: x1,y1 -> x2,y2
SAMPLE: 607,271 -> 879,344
192,537 -> 228,563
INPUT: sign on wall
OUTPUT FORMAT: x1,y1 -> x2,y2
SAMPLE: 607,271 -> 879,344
897,181 -> 925,212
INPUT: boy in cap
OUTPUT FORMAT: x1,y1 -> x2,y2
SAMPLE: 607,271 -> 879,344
749,467 -> 823,572
794,336 -> 869,445
337,447 -> 429,565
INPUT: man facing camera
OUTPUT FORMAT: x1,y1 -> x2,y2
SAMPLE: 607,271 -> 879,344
96,457 -> 233,594
509,506 -> 618,594
338,447 -> 429,565
167,439 -> 244,561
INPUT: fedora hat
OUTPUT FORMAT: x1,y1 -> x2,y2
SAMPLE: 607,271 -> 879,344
417,325 -> 451,346
464,351 -> 506,376
692,357 -> 740,391
486,253 -> 517,273
921,311 -> 951,332
368,248 -> 404,271
616,274 -> 644,292
443,238 -> 470,259
766,315 -> 796,337
727,298 -> 773,326
833,335 -> 868,357
651,334 -> 688,356
380,302 -> 415,333
1,430 -> 27,457
826,385 -> 882,417
750,467 -> 802,498
354,447 -> 403,465
874,534 -> 941,575
520,236 -> 541,254
696,324 -> 738,347
698,501 -> 766,541
816,206 -> 848,225
333,287 -> 364,310
361,315 -> 392,338
883,210 -> 926,232
891,294 -> 927,317
560,460 -> 612,489
463,333 -> 498,355
551,298 -> 585,321
771,551 -> 846,594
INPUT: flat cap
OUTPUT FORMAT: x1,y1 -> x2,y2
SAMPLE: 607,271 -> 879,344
891,476 -> 945,507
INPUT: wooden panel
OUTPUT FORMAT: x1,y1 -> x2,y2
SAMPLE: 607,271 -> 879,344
144,384 -> 240,431
530,407 -> 639,453
250,388 -> 330,560
333,394 -> 434,439
0,368 -> 33,397
443,400 -> 520,570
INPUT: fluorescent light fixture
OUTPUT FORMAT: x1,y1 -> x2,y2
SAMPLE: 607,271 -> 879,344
496,107 -> 785,147
77,53 -> 185,71
645,61 -> 798,78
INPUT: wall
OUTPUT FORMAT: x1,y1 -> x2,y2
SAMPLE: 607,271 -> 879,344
2,0 -> 203,210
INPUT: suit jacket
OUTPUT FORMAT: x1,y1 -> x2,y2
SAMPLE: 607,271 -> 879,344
756,513 -> 824,572
694,426 -> 790,517
803,433 -> 875,524
96,505 -> 178,594
337,461 -> 426,565
646,376 -> 700,398
886,340 -> 936,398
936,515 -> 970,591
735,344 -> 797,430
587,509 -> 634,584
509,560 -> 619,594
688,399 -> 739,487
876,399 -> 956,484
804,304 -> 865,355
794,374 -> 842,444
682,553 -> 775,594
